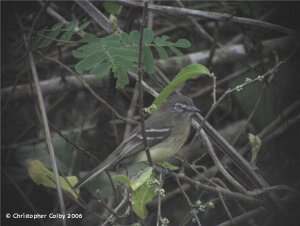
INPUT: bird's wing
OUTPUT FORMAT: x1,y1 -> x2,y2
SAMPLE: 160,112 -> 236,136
117,125 -> 173,162
74,124 -> 172,190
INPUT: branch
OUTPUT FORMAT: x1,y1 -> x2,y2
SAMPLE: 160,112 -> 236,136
1,73 -> 100,100
75,0 -> 114,33
198,129 -> 247,193
163,169 -> 264,205
137,1 -> 153,167
156,36 -> 298,74
17,17 -> 67,226
114,0 -> 297,35
217,207 -> 267,226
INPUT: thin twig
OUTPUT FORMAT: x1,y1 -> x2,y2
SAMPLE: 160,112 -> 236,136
95,190 -> 120,219
123,82 -> 140,139
137,0 -> 153,167
101,189 -> 129,226
219,193 -> 234,224
16,10 -> 67,226
153,168 -> 264,205
2,169 -> 46,226
217,207 -> 267,226
202,58 -> 288,126
190,61 -> 262,98
156,173 -> 163,226
259,100 -> 300,140
263,113 -> 300,144
42,55 -> 139,125
198,129 -> 247,193
176,176 -> 202,226
176,0 -> 217,46
37,0 -> 69,24
212,73 -> 217,104
75,0 -> 114,33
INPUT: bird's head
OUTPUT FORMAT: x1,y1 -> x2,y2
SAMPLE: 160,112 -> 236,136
158,95 -> 200,117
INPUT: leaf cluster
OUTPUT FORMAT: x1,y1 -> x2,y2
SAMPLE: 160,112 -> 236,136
36,20 -> 89,48
73,28 -> 191,88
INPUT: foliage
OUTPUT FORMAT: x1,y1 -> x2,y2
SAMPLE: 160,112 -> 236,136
103,2 -> 121,15
73,28 -> 191,88
151,63 -> 210,111
15,133 -> 79,175
36,20 -> 89,48
114,167 -> 156,219
248,133 -> 262,165
38,20 -> 192,88
26,159 -> 79,199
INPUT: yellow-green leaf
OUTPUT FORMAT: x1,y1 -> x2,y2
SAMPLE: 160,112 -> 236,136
26,159 -> 79,199
113,174 -> 132,187
158,161 -> 179,170
248,133 -> 262,165
131,167 -> 153,191
152,64 -> 210,111
103,2 -> 121,15
132,182 -> 156,219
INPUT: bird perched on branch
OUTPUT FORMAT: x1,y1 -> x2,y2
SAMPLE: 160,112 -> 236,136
74,95 -> 200,190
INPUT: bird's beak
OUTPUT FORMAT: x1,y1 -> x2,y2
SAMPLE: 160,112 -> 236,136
187,106 -> 200,113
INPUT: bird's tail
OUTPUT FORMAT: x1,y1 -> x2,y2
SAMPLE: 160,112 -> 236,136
73,153 -> 118,190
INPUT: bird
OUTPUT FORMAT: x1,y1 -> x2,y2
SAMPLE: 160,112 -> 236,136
74,95 -> 200,190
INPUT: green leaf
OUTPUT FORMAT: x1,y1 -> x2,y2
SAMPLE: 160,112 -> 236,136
103,2 -> 121,15
129,30 -> 140,45
173,64 -> 211,80
113,175 -> 132,187
143,46 -> 155,74
172,38 -> 191,48
131,167 -> 153,191
58,30 -> 73,42
65,19 -> 79,31
83,33 -> 99,42
26,159 -> 79,199
102,34 -> 121,47
79,21 -> 90,30
169,46 -> 183,56
90,62 -> 111,78
154,35 -> 169,46
75,51 -> 106,74
248,133 -> 261,165
158,161 -> 179,170
109,47 -> 138,62
143,28 -> 154,45
73,42 -> 103,59
38,22 -> 64,48
154,46 -> 168,60
120,32 -> 130,45
132,181 -> 156,219
114,56 -> 136,72
114,65 -> 128,88
153,64 -> 210,109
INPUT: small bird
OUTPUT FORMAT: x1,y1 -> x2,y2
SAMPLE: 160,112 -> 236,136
74,95 -> 200,190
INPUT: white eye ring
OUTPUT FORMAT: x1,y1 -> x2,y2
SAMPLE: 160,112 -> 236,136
175,103 -> 183,111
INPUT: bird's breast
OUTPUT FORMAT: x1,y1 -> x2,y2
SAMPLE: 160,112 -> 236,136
133,119 -> 191,162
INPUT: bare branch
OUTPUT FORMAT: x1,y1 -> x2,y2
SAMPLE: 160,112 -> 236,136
114,0 -> 297,35
137,0 -> 153,166
75,0 -> 114,33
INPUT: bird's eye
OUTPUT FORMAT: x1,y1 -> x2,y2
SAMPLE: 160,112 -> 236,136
175,103 -> 183,111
